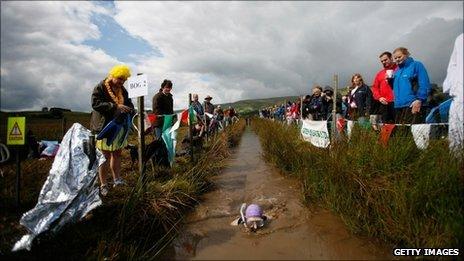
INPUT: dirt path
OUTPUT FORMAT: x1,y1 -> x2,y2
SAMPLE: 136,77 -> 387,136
165,128 -> 392,260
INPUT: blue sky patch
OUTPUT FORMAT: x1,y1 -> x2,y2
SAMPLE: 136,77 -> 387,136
200,74 -> 212,82
84,2 -> 162,63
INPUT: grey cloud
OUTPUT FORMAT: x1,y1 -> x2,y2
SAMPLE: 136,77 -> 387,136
396,18 -> 463,84
114,2 -> 462,106
1,2 -> 122,112
1,2 -> 463,112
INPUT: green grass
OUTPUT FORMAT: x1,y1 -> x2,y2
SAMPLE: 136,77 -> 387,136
253,118 -> 463,248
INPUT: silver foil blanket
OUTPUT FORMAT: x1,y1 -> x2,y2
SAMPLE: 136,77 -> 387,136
12,123 -> 105,251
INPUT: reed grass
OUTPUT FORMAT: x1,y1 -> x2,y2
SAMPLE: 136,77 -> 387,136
253,118 -> 463,249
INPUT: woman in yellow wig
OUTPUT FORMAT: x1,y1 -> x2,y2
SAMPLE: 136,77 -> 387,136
90,65 -> 134,196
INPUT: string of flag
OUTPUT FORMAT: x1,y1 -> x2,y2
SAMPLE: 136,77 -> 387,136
300,118 -> 449,150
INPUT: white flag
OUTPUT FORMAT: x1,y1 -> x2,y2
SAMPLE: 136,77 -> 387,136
205,112 -> 214,119
411,124 -> 431,150
169,112 -> 182,134
346,120 -> 355,138
301,120 -> 330,148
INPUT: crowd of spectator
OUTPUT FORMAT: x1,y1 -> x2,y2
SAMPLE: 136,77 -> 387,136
260,47 -> 439,128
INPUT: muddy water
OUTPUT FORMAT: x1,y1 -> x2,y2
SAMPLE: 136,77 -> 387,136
166,128 -> 392,260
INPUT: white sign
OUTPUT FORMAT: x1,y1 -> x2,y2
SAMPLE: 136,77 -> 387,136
301,119 -> 330,148
127,74 -> 148,98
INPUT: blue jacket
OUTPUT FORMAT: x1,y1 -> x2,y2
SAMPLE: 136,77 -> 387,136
393,57 -> 431,108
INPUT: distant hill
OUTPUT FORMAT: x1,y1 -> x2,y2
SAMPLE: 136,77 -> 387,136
218,96 -> 301,115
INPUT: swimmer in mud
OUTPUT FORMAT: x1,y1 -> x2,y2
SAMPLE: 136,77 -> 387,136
231,203 -> 268,232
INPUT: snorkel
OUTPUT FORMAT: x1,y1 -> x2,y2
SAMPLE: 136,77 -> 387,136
240,203 -> 247,228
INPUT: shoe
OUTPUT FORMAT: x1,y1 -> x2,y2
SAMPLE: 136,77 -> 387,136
100,185 -> 109,196
113,178 -> 126,187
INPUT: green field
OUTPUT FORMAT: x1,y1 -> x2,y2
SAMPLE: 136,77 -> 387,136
0,111 -> 90,142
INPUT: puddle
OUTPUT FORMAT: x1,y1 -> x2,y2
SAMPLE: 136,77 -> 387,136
162,128 -> 392,260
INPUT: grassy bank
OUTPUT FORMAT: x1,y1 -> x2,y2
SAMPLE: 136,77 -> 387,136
1,119 -> 246,259
252,118 -> 463,249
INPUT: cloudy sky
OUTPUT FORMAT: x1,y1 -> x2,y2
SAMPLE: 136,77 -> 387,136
1,1 -> 462,112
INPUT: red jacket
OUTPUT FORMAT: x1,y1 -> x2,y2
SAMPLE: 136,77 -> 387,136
371,65 -> 397,103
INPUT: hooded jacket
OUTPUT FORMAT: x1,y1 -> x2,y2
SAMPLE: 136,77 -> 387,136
392,57 -> 431,108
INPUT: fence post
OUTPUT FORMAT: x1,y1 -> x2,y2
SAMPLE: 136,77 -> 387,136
300,95 -> 304,122
333,74 -> 338,137
203,102 -> 208,142
137,73 -> 145,179
188,94 -> 194,162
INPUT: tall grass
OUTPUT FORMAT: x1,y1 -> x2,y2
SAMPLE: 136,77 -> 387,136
253,118 -> 463,248
99,119 -> 246,259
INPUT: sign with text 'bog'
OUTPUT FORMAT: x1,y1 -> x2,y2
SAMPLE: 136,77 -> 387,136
127,74 -> 148,98
7,117 -> 26,145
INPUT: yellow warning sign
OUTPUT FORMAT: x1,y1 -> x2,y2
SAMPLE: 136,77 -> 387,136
7,117 -> 26,145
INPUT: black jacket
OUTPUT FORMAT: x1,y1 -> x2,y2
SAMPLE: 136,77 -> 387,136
203,101 -> 214,114
348,84 -> 372,119
152,90 -> 174,127
321,95 -> 342,120
90,80 -> 134,133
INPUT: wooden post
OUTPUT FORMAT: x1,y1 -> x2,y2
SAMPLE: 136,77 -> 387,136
284,99 -> 288,123
203,102 -> 208,142
300,95 -> 304,122
137,73 -> 145,178
188,94 -> 194,162
332,74 -> 338,137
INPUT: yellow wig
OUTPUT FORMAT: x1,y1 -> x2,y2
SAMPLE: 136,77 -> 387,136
108,65 -> 131,80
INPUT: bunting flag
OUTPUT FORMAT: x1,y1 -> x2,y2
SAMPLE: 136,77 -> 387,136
179,106 -> 198,125
336,118 -> 346,134
169,106 -> 198,134
411,124 -> 432,150
189,106 -> 197,124
346,120 -> 355,138
379,124 -> 396,146
147,113 -> 157,126
170,111 -> 184,135
162,114 -> 173,132
179,108 -> 189,125
205,112 -> 214,119
359,118 -> 371,129
163,126 -> 178,166
291,115 -> 448,150
161,114 -> 176,165
143,113 -> 157,134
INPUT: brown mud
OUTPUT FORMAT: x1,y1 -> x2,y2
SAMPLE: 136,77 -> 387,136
164,128 -> 392,260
